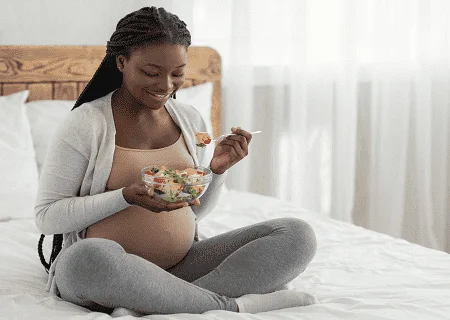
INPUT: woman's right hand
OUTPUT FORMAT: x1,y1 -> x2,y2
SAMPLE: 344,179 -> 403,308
122,182 -> 199,213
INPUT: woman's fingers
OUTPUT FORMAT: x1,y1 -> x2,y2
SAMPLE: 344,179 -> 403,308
140,182 -> 200,211
188,198 -> 201,206
221,138 -> 246,158
232,127 -> 252,145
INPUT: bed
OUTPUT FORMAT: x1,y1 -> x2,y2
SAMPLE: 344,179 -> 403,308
1,45 -> 450,320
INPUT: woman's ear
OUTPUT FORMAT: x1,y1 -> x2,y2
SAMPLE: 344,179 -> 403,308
116,55 -> 125,72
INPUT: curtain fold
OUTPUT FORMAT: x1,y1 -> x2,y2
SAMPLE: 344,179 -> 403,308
191,0 -> 450,252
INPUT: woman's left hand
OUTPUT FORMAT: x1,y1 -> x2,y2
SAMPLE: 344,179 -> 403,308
209,127 -> 253,174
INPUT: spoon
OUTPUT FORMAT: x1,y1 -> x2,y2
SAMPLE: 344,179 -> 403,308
211,130 -> 262,142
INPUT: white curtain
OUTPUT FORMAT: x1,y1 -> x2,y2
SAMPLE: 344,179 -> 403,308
190,0 -> 450,252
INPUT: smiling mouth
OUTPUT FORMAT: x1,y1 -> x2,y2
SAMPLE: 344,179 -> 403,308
146,91 -> 171,99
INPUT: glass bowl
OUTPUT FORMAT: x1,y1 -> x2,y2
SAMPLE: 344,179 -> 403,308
141,165 -> 212,203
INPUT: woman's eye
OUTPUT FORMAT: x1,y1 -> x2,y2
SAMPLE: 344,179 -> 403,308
142,70 -> 184,78
143,71 -> 158,77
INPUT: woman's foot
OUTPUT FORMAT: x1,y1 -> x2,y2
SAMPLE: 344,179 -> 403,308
110,307 -> 145,317
235,290 -> 319,313
273,282 -> 296,291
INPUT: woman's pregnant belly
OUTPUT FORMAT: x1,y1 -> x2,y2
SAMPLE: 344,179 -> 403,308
85,205 -> 196,269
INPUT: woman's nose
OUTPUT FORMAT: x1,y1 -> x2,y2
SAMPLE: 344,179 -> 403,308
159,77 -> 175,92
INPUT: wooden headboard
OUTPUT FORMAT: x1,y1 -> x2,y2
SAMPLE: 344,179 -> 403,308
0,45 -> 221,137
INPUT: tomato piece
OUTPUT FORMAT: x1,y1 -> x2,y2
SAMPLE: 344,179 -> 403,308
204,138 -> 211,144
144,170 -> 155,175
154,177 -> 166,184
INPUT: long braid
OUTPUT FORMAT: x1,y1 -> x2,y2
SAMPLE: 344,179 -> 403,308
37,6 -> 191,274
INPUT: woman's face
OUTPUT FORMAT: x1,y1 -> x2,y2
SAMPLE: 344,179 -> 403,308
117,43 -> 188,109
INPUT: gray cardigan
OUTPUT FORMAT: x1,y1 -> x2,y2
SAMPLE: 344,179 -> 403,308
34,89 -> 228,296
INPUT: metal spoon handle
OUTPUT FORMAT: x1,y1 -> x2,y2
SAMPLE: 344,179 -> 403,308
212,130 -> 262,141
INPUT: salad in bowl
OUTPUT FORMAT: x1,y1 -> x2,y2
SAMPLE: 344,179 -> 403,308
141,165 -> 212,203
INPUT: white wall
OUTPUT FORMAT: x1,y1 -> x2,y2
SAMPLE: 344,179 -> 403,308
0,0 -> 193,45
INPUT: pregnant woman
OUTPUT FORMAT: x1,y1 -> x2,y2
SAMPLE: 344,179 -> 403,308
35,6 -> 317,316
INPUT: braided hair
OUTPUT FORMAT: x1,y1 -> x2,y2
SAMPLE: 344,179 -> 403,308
38,6 -> 191,274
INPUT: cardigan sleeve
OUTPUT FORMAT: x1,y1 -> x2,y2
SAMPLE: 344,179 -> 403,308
34,108 -> 131,235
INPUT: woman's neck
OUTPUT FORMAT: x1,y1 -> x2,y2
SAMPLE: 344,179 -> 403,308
111,87 -> 167,123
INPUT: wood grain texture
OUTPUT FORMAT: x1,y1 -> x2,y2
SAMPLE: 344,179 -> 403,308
2,83 -> 27,96
28,83 -> 52,100
54,82 -> 78,100
0,45 -> 222,137
77,82 -> 89,97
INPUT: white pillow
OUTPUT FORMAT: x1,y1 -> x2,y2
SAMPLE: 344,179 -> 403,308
0,90 -> 39,220
176,82 -> 214,135
25,100 -> 75,174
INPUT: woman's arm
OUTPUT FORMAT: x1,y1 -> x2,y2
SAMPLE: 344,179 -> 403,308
34,110 -> 131,235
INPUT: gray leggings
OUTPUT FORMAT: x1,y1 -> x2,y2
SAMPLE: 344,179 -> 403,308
55,217 -> 317,315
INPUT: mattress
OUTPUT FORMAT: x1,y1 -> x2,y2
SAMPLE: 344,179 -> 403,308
1,188 -> 450,319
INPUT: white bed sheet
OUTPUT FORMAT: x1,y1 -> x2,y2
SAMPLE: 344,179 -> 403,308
1,189 -> 450,320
